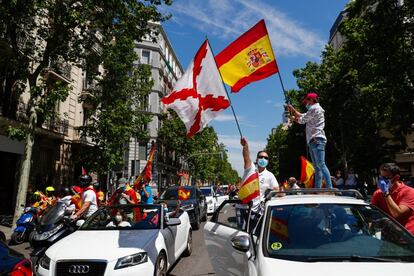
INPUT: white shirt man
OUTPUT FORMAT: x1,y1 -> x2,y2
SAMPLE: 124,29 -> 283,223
82,187 -> 98,218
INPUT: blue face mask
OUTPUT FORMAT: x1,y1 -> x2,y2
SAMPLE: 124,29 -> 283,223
164,207 -> 169,213
305,104 -> 311,110
257,158 -> 268,168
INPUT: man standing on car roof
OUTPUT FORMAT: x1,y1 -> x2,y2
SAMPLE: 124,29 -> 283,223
288,92 -> 333,189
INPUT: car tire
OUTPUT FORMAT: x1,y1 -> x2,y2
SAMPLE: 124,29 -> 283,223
183,230 -> 192,257
192,213 -> 200,230
154,252 -> 167,276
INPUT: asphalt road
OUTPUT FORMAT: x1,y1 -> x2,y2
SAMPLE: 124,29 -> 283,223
168,221 -> 216,276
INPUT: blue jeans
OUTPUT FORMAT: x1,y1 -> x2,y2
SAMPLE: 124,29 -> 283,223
308,138 -> 333,188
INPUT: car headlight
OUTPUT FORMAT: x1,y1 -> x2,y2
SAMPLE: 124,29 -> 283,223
39,254 -> 51,270
115,252 -> 148,269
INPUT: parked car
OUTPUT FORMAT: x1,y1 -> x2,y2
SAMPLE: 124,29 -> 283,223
204,189 -> 414,276
37,204 -> 192,276
159,186 -> 207,230
200,186 -> 217,214
0,231 -> 32,276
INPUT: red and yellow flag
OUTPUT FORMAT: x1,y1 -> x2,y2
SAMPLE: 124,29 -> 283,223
178,187 -> 191,201
300,156 -> 315,188
215,19 -> 279,92
238,171 -> 260,204
270,216 -> 289,240
134,143 -> 156,188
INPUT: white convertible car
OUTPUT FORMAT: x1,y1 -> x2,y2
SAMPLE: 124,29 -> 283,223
37,204 -> 192,276
205,189 -> 414,276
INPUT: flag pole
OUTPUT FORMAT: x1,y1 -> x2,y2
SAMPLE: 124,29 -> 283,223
206,38 -> 243,138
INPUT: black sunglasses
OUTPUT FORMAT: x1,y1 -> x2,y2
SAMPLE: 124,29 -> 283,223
258,156 -> 269,160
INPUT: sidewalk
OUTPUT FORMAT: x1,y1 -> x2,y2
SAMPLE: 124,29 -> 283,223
0,225 -> 31,258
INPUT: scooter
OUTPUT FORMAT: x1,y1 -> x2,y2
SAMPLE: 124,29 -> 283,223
9,207 -> 38,245
29,201 -> 76,265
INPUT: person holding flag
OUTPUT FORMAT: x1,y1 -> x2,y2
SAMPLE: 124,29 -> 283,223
288,93 -> 333,189
237,137 -> 279,230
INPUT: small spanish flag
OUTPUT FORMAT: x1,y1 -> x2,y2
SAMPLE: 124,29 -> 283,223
215,19 -> 279,92
238,171 -> 260,204
178,187 -> 191,201
270,216 -> 289,240
300,156 -> 315,188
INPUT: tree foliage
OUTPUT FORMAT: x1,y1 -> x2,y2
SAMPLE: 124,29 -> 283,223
265,0 -> 414,183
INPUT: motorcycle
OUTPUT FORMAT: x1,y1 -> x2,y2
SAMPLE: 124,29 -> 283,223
29,201 -> 76,265
9,207 -> 38,245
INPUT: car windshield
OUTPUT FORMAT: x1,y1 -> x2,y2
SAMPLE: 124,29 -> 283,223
80,205 -> 161,230
200,188 -> 212,196
160,187 -> 195,201
264,203 -> 414,262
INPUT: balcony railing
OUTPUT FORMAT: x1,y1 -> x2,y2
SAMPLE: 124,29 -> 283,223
43,117 -> 69,136
42,58 -> 72,83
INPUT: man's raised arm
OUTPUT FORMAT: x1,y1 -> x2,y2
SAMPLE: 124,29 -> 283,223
241,137 -> 252,170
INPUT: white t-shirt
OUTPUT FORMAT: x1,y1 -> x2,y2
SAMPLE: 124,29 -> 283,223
82,188 -> 98,218
243,162 -> 279,209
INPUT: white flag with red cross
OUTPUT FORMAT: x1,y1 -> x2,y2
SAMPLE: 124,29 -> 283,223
161,40 -> 230,138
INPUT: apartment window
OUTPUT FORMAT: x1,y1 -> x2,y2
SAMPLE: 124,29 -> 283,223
142,50 -> 150,64
139,142 -> 147,160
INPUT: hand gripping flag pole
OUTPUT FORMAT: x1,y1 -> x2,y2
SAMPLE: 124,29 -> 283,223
207,38 -> 244,138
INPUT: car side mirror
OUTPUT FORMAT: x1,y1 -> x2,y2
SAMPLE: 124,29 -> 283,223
166,218 -> 181,227
231,235 -> 250,252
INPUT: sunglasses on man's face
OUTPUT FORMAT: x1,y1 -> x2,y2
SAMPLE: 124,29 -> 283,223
258,156 -> 269,160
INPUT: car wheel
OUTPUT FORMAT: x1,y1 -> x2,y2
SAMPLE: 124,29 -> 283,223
11,231 -> 25,245
192,213 -> 200,230
154,252 -> 167,276
183,230 -> 192,257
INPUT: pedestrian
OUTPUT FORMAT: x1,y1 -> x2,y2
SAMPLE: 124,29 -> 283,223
287,177 -> 300,190
288,93 -> 333,188
345,168 -> 358,190
333,170 -> 345,190
371,163 -> 414,235
140,180 -> 154,204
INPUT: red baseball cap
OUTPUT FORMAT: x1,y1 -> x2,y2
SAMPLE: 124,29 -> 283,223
302,93 -> 318,104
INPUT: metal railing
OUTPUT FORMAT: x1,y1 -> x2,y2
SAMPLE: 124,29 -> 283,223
265,188 -> 364,201
48,58 -> 72,81
43,117 -> 69,136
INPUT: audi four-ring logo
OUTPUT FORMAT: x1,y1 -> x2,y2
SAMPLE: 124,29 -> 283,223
68,265 -> 90,274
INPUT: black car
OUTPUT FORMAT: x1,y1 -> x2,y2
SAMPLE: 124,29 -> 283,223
0,231 -> 32,275
159,186 -> 207,230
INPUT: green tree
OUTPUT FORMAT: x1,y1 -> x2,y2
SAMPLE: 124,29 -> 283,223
0,0 -> 171,224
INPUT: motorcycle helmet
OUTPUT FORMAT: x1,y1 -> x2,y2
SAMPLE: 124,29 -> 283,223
93,182 -> 100,191
72,185 -> 82,195
45,186 -> 56,197
79,174 -> 92,187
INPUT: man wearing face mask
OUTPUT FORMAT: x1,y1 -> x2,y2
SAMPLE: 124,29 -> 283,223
241,137 -> 279,202
288,92 -> 333,189
372,163 -> 414,234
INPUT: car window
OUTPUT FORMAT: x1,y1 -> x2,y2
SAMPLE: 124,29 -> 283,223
215,201 -> 248,231
81,205 -> 161,230
200,188 -> 212,196
160,187 -> 195,201
264,203 -> 414,262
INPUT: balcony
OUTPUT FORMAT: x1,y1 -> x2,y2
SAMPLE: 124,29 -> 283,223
41,58 -> 72,84
81,81 -> 96,109
42,117 -> 69,136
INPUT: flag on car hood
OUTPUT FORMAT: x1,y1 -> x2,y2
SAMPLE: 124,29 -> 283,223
161,40 -> 230,138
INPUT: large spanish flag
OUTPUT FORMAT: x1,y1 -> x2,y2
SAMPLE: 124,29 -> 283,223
215,19 -> 279,92
238,171 -> 260,204
300,156 -> 315,188
134,143 -> 156,188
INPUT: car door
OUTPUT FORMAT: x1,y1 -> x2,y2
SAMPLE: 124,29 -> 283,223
204,200 -> 250,276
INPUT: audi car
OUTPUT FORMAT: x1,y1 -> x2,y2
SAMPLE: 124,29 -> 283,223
37,204 -> 192,276
204,189 -> 414,276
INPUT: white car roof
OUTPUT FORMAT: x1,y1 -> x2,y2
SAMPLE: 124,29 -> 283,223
266,195 -> 367,207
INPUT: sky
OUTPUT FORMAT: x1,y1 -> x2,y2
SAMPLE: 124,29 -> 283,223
161,0 -> 349,177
